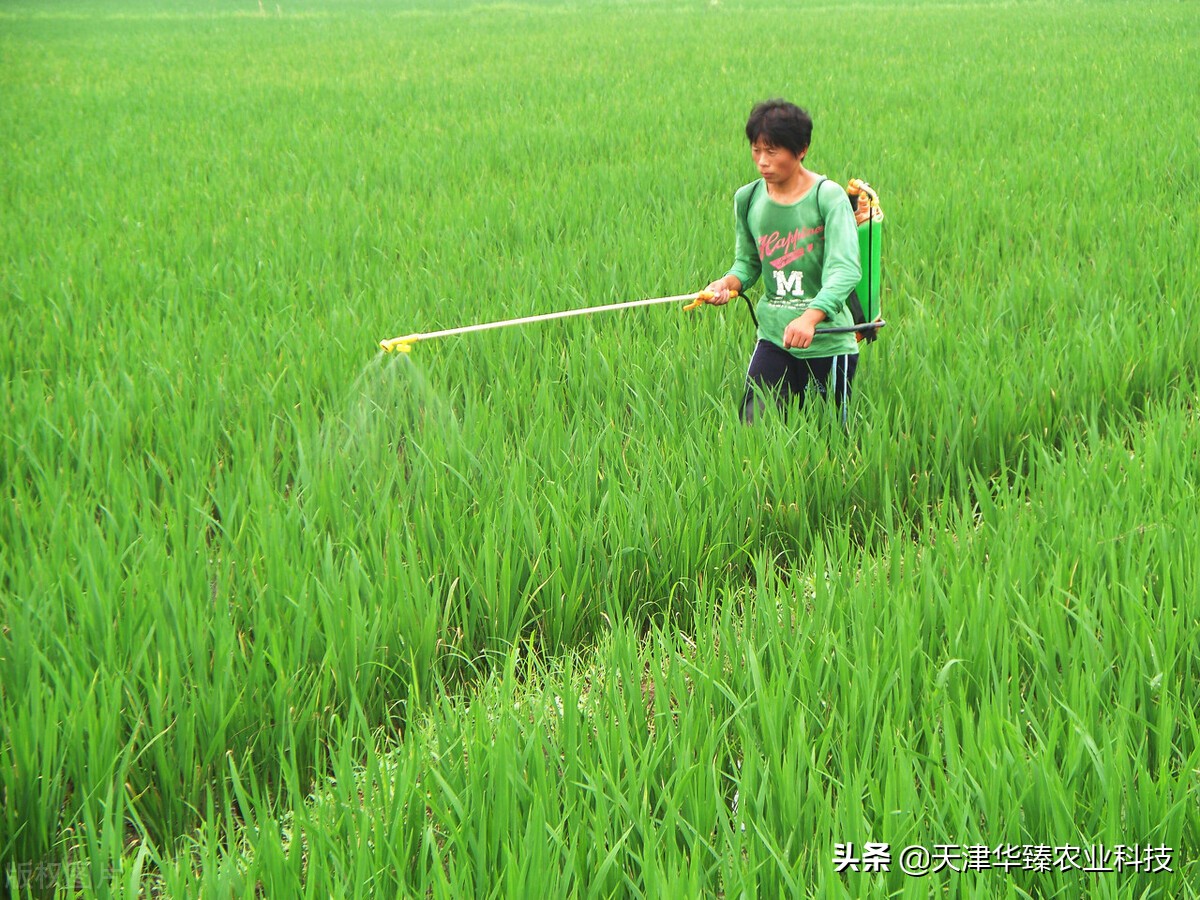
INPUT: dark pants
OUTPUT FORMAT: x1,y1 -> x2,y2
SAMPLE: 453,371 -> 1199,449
741,340 -> 859,425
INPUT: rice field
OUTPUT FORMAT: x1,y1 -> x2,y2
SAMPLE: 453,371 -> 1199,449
2,0 -> 1198,896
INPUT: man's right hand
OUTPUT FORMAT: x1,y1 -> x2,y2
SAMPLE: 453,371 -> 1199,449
704,279 -> 735,305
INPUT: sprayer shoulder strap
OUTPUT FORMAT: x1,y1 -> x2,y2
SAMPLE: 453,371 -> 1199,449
734,180 -> 763,329
815,177 -> 867,327
737,178 -> 762,221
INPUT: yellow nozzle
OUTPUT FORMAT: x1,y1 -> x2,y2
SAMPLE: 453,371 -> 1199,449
380,335 -> 418,353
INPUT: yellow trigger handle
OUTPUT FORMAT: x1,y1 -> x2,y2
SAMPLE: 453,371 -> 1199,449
683,289 -> 739,311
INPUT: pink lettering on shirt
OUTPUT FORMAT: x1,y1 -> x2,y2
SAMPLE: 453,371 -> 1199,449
757,225 -> 823,262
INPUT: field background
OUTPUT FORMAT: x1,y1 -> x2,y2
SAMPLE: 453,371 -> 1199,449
2,0 -> 1198,896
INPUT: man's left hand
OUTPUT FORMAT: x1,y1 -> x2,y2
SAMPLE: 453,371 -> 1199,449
782,310 -> 825,349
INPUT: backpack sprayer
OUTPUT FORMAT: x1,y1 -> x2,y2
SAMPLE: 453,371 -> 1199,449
380,180 -> 884,353
841,178 -> 885,341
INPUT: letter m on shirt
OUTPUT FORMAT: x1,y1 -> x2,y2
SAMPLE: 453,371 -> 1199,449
773,269 -> 804,298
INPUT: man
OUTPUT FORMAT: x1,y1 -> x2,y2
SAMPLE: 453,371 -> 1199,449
705,100 -> 862,424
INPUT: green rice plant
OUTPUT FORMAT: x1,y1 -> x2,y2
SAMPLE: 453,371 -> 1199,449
2,0 -> 1198,895
131,388 -> 1198,894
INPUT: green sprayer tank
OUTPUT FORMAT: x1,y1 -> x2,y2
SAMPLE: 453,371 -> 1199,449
848,179 -> 883,327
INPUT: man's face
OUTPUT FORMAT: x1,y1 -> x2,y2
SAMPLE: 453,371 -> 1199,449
751,140 -> 802,184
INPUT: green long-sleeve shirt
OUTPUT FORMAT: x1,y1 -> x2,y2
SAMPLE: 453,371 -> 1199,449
726,176 -> 862,358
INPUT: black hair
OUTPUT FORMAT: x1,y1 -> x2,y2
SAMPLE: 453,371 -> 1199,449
745,100 -> 813,156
